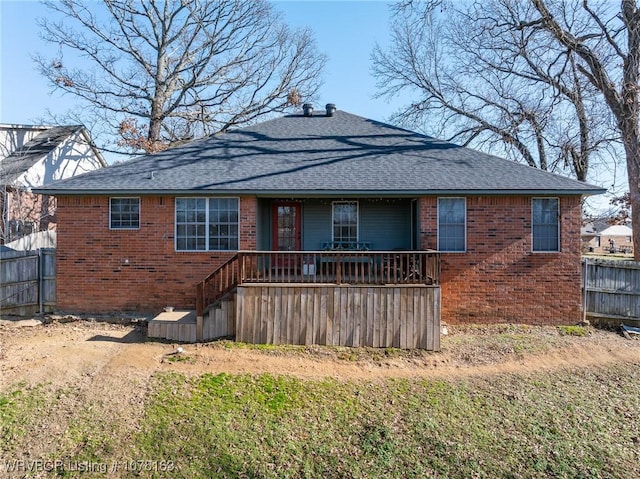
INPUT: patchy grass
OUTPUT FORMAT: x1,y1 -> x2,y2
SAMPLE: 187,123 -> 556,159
2,324 -> 638,478
129,365 -> 640,478
557,325 -> 589,337
196,325 -> 592,365
0,383 -> 56,456
165,354 -> 194,363
208,339 -> 427,362
442,324 -> 574,364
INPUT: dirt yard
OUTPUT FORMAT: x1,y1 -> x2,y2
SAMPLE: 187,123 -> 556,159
3,316 -> 640,388
2,317 -> 639,477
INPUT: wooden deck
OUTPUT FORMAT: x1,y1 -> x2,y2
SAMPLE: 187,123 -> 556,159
196,250 -> 440,318
148,250 -> 443,349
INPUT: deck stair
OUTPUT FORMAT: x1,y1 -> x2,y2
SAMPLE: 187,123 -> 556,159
153,250 -> 440,345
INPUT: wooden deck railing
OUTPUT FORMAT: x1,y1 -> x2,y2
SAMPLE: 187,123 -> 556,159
196,250 -> 440,316
196,253 -> 240,317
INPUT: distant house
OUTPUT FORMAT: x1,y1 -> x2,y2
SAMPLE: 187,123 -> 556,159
0,124 -> 106,243
35,105 -> 604,348
583,223 -> 634,255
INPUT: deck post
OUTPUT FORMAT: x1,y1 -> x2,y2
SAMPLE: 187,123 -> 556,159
196,314 -> 203,342
196,282 -> 204,341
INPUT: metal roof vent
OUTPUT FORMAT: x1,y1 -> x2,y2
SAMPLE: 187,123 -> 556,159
325,103 -> 336,117
302,103 -> 313,116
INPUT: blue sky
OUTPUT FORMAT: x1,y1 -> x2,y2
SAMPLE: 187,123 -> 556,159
0,0 -> 399,126
0,1 -> 623,211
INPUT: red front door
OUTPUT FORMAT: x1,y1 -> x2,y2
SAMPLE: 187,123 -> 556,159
272,202 -> 302,252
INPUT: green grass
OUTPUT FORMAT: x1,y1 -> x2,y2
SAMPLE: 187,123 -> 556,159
128,366 -> 640,478
557,325 -> 589,336
213,340 -> 414,361
0,383 -> 50,452
165,354 -> 194,363
3,338 -> 640,478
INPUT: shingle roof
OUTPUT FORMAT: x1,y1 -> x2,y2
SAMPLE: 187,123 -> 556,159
34,110 -> 605,196
1,125 -> 85,185
599,224 -> 633,236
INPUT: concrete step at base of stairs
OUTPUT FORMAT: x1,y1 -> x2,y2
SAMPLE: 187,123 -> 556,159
148,310 -> 196,342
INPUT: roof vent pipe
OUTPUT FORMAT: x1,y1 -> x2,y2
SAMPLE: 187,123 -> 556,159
325,103 -> 336,117
302,103 -> 313,116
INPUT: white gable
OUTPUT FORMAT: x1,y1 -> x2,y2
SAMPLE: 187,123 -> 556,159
0,125 -> 50,161
17,130 -> 105,188
1,125 -> 106,189
599,224 -> 633,237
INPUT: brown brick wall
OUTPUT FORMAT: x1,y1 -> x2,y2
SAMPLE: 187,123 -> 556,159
419,195 -> 582,325
57,194 -> 583,324
56,195 -> 257,313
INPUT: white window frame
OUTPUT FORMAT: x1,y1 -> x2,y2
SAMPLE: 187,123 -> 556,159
532,197 -> 560,253
437,197 -> 466,253
109,197 -> 140,230
175,197 -> 240,252
331,201 -> 359,244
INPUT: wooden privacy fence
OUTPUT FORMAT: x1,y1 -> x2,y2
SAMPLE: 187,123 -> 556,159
583,259 -> 640,323
0,248 -> 56,316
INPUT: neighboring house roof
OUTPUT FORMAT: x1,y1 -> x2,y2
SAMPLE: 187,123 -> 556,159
581,218 -> 609,236
1,124 -> 106,186
35,109 -> 605,197
582,219 -> 633,237
599,224 -> 633,237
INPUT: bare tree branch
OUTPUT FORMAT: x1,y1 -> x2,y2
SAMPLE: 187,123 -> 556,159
373,0 -> 640,259
35,0 -> 326,154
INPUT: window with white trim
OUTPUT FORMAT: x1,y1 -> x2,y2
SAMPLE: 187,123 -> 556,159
332,201 -> 358,243
532,198 -> 559,252
110,198 -> 140,229
438,198 -> 466,252
175,197 -> 239,251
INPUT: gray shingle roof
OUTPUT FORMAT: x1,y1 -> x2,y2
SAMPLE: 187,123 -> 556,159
34,111 -> 605,196
1,125 -> 86,185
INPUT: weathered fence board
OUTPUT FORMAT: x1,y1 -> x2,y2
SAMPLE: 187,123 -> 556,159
583,259 -> 640,322
236,284 -> 441,350
1,249 -> 55,316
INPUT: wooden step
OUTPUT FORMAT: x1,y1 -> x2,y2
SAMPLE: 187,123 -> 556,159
148,310 -> 196,342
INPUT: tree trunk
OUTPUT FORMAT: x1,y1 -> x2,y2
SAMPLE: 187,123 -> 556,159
622,131 -> 640,260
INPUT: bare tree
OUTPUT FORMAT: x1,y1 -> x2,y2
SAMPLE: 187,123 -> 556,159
372,0 -> 618,182
373,0 -> 639,259
527,0 -> 640,260
35,0 -> 325,154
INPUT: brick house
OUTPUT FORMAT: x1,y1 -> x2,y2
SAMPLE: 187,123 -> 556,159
36,105 -> 604,348
1,124 -> 106,244
583,223 -> 634,255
